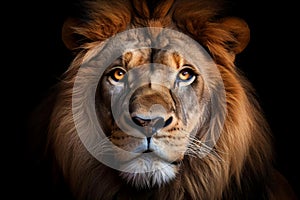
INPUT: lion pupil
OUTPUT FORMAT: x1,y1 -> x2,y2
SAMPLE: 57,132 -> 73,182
182,71 -> 189,78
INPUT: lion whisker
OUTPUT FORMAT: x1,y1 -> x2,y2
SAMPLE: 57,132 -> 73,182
181,134 -> 224,161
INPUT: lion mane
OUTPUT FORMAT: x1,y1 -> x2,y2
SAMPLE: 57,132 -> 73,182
32,0 -> 296,199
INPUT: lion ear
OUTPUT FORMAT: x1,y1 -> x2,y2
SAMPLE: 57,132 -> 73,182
62,18 -> 82,50
220,17 -> 250,54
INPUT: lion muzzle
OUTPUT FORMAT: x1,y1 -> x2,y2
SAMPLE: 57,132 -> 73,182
129,84 -> 175,138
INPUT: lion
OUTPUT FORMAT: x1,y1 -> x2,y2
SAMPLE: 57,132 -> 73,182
32,0 -> 297,199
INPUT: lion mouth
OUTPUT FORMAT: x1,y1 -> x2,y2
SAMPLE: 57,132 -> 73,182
118,150 -> 182,169
170,160 -> 181,165
110,127 -> 186,166
143,149 -> 153,153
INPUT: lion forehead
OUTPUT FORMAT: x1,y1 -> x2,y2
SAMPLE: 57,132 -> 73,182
123,49 -> 185,70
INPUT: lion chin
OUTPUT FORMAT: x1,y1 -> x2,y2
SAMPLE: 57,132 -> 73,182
119,154 -> 178,188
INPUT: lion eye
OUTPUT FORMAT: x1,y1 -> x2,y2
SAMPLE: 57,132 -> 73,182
178,68 -> 195,81
109,67 -> 126,82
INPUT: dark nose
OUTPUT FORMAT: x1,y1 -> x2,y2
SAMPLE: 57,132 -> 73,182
132,116 -> 173,136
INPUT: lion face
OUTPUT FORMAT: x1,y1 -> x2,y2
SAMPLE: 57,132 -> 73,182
96,48 -> 209,187
53,1 -> 281,199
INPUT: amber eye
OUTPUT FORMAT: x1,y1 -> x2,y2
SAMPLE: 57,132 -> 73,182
110,68 -> 126,82
178,68 -> 195,81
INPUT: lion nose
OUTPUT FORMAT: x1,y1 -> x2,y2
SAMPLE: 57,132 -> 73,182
132,116 -> 173,135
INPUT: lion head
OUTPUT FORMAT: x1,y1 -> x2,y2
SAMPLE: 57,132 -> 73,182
37,0 -> 296,199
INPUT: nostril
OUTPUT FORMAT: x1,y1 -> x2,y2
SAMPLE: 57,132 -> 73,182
131,116 -> 172,134
132,116 -> 151,127
164,116 -> 173,127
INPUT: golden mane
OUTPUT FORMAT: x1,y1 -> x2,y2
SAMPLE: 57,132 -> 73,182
31,0 -> 297,199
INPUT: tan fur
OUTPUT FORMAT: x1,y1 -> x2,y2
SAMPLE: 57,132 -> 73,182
40,0 -> 297,199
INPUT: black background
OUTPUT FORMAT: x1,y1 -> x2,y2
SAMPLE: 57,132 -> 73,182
5,0 -> 299,199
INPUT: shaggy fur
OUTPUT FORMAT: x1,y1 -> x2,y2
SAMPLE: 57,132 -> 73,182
33,0 -> 297,199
